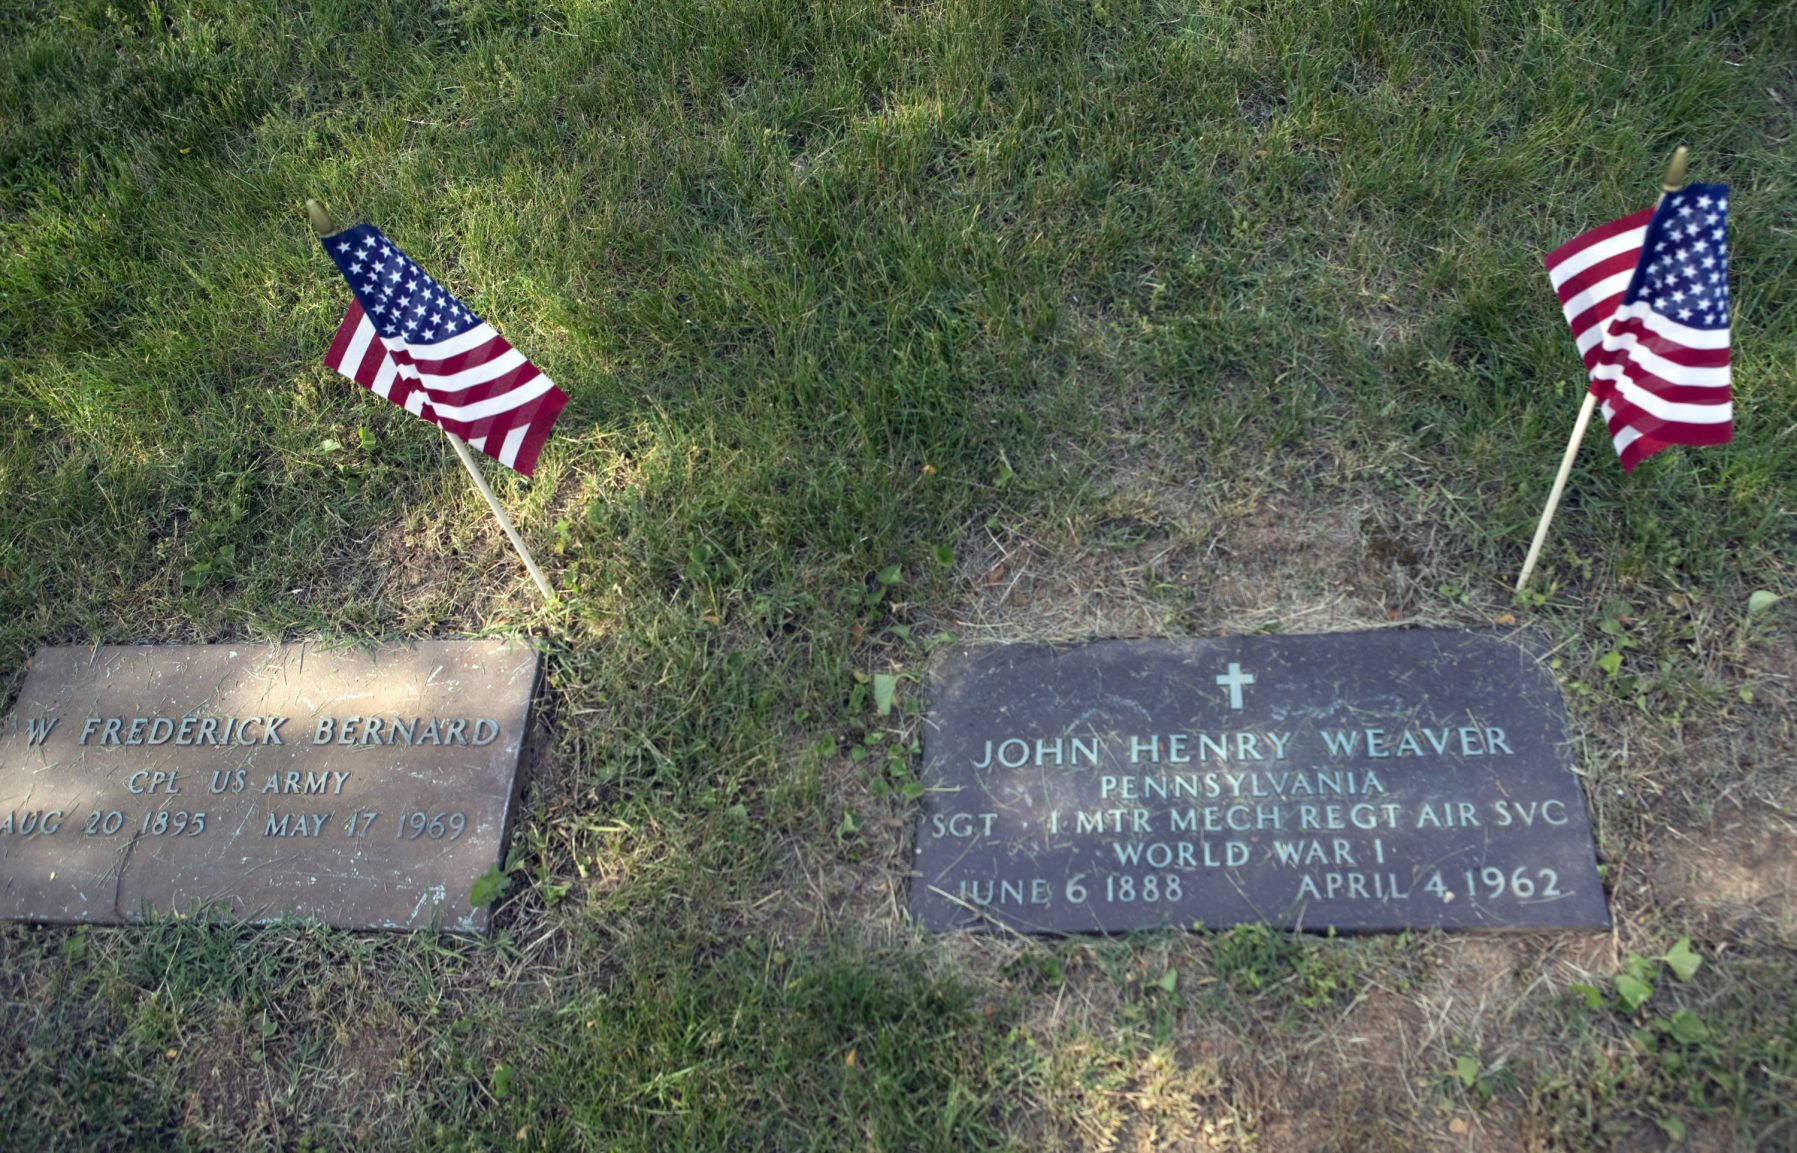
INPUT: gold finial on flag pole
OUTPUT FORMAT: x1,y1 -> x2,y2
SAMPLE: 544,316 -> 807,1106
306,199 -> 336,237
1515,147 -> 1689,595
1661,146 -> 1688,193
304,198 -> 558,606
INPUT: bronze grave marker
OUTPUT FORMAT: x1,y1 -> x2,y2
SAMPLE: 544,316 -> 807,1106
911,631 -> 1609,934
0,640 -> 538,931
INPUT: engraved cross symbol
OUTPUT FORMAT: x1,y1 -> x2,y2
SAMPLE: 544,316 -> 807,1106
1215,662 -> 1255,710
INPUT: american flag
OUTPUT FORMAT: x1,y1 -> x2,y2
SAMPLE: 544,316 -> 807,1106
1544,184 -> 1731,471
320,224 -> 567,477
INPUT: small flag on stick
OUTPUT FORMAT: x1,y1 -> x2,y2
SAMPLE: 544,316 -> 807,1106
309,202 -> 559,604
1515,148 -> 1736,593
319,223 -> 567,477
1544,184 -> 1732,471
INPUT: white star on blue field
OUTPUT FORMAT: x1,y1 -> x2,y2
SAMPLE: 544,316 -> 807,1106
326,225 -> 481,344
1633,184 -> 1729,329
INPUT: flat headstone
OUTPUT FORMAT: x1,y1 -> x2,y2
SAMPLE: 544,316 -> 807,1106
0,640 -> 538,931
911,631 -> 1609,933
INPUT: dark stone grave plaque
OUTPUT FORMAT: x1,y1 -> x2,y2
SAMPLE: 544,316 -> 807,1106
0,640 -> 538,931
911,631 -> 1609,933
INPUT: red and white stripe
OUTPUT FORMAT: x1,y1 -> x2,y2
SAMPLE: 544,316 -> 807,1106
1545,208 -> 1653,369
1586,302 -> 1731,467
326,302 -> 567,477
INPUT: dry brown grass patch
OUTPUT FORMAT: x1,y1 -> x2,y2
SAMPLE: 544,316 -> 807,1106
1644,798 -> 1797,937
747,731 -> 915,946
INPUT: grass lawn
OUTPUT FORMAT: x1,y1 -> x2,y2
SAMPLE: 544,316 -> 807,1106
3,0 -> 1795,1148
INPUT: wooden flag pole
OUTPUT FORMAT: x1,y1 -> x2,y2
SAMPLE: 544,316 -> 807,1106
1514,392 -> 1600,593
1515,146 -> 1688,594
441,432 -> 558,603
307,199 -> 557,605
